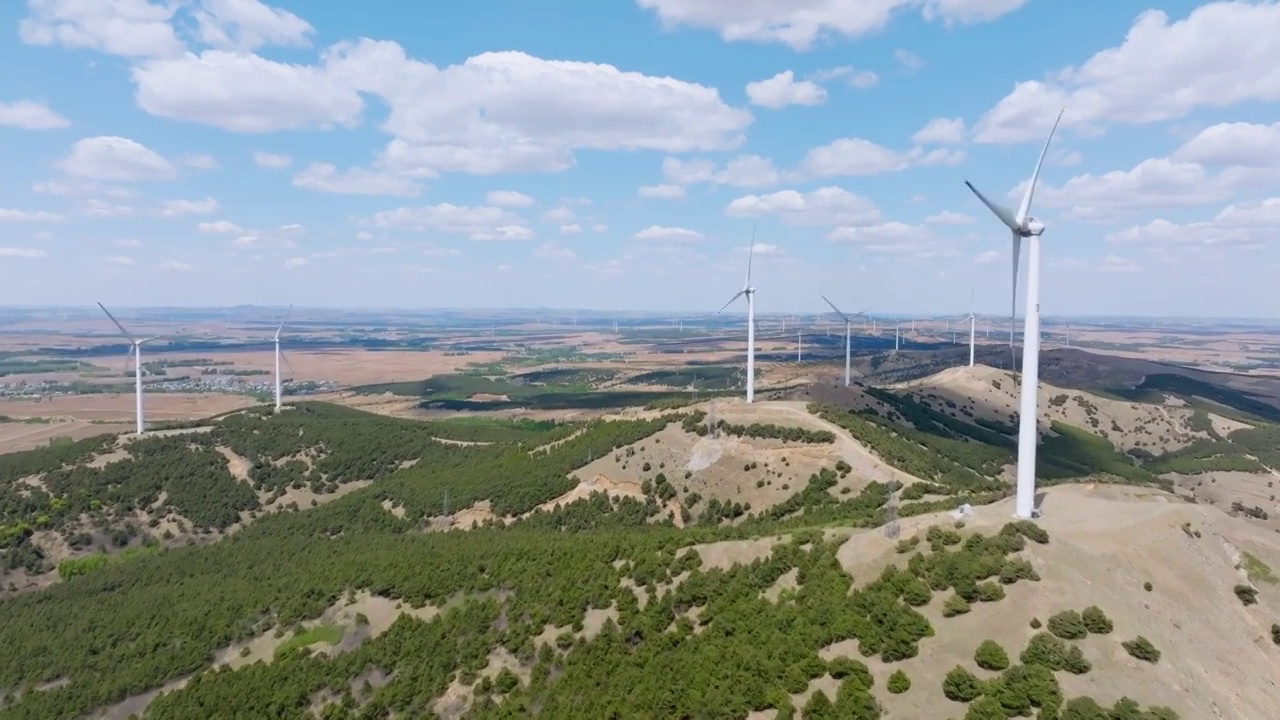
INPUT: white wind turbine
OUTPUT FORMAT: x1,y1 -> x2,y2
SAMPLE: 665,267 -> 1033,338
967,289 -> 977,368
98,303 -> 159,435
273,306 -> 294,413
965,107 -> 1063,520
821,297 -> 873,387
719,227 -> 757,403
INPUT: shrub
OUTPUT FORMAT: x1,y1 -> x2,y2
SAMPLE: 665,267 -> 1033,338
942,666 -> 982,702
1272,623 -> 1280,646
1081,606 -> 1113,634
1122,636 -> 1161,663
1047,610 -> 1088,640
942,594 -> 971,618
1029,617 -> 1041,629
1062,645 -> 1092,674
1143,580 -> 1153,592
826,657 -> 872,690
886,669 -> 910,694
964,696 -> 1006,720
1234,584 -> 1258,606
974,640 -> 1009,671
975,581 -> 1005,602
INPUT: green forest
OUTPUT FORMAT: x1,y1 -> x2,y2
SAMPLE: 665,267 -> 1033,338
0,389 -> 1235,719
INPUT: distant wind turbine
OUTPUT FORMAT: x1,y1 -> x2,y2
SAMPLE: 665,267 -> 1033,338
967,290 -> 977,368
965,107 -> 1063,520
718,226 -> 757,403
273,306 -> 294,413
97,303 -> 159,435
821,297 -> 872,387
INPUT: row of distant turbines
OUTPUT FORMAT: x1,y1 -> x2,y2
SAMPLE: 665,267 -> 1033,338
720,109 -> 1065,522
97,302 -> 292,436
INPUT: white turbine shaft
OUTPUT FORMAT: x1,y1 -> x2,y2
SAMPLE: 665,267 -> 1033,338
969,315 -> 976,367
274,339 -> 282,411
797,330 -> 802,362
134,342 -> 143,435
895,325 -> 900,351
844,321 -> 851,386
746,291 -> 755,402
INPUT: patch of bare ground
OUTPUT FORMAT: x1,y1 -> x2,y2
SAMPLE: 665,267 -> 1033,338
87,675 -> 191,720
216,445 -> 251,481
827,484 -> 1280,720
1165,470 -> 1280,532
432,647 -> 530,720
893,365 -> 1213,454
213,591 -> 441,672
0,393 -> 254,424
763,567 -> 799,603
0,419 -> 130,455
259,480 -> 371,514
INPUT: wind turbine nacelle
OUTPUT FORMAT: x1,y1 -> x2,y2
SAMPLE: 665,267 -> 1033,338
1023,217 -> 1045,236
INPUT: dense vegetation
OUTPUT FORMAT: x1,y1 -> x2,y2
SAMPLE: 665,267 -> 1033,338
680,410 -> 835,443
0,383 -> 1212,719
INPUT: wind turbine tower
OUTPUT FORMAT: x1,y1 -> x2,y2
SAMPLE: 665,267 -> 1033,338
822,297 -> 872,387
967,290 -> 977,368
97,303 -> 158,435
719,226 -> 758,403
273,306 -> 293,413
797,330 -> 802,362
965,107 -> 1063,519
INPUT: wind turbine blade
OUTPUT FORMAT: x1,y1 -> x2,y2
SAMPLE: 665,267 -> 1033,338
273,304 -> 294,341
718,289 -> 746,314
744,224 -> 756,289
137,335 -> 162,344
97,302 -> 134,341
964,182 -> 1019,232
849,304 -> 875,319
969,288 -> 975,316
121,344 -> 135,374
1015,107 -> 1064,225
280,349 -> 297,379
821,295 -> 849,323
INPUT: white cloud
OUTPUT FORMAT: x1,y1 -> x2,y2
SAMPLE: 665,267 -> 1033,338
20,0 -> 185,58
639,184 -> 685,199
745,71 -> 826,109
975,3 -> 1280,143
197,220 -> 243,234
284,256 -> 308,269
634,225 -> 703,241
156,196 -> 219,217
1107,197 -> 1280,250
371,203 -> 533,241
292,162 -> 423,197
160,260 -> 192,271
911,117 -> 966,145
193,0 -> 314,51
58,136 -> 175,182
541,206 -> 575,224
78,199 -> 133,217
828,221 -> 955,257
0,248 -> 47,258
485,190 -> 535,207
252,151 -> 293,168
592,223 -> 608,233
130,41 -> 751,177
925,211 -> 975,225
108,255 -> 136,265
895,48 -> 925,69
635,0 -> 1026,51
0,209 -> 65,222
1049,148 -> 1082,166
1171,121 -> 1280,168
0,100 -> 71,129
559,223 -> 582,234
536,242 -> 575,258
811,66 -> 878,89
974,249 -> 1000,264
726,187 -> 881,226
800,139 -> 963,177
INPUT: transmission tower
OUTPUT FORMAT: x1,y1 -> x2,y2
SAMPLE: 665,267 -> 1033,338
883,480 -> 900,540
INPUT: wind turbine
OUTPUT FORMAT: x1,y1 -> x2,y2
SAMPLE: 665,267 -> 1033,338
97,303 -> 159,435
821,297 -> 872,387
964,107 -> 1063,520
718,226 -> 757,403
273,306 -> 294,413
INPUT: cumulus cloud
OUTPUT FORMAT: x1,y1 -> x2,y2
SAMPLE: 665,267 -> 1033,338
726,187 -> 881,226
635,0 -> 1028,51
0,100 -> 70,129
975,3 -> 1280,142
253,151 -> 293,168
745,71 -> 826,109
634,225 -> 703,241
58,136 -> 175,182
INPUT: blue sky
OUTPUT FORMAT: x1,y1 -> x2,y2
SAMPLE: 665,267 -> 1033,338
2,0 -> 1278,317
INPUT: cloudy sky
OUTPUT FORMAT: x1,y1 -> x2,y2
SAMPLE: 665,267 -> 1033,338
1,0 -> 1277,317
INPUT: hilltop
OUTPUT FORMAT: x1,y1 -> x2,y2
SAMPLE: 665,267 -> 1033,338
0,383 -> 1278,719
